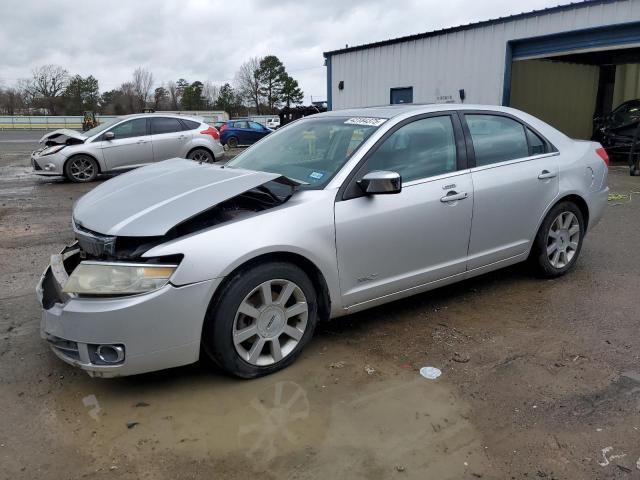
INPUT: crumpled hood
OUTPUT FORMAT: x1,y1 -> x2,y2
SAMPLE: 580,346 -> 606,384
39,129 -> 87,143
73,158 -> 280,237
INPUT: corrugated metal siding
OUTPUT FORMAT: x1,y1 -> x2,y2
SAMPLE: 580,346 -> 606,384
329,0 -> 640,110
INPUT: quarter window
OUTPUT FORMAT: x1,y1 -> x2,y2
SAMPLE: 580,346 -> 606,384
364,116 -> 457,182
151,117 -> 183,134
109,118 -> 147,139
249,121 -> 263,130
526,128 -> 546,155
466,114 -> 529,166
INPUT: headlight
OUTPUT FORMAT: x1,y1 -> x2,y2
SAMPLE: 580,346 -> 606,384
63,262 -> 177,295
41,145 -> 65,156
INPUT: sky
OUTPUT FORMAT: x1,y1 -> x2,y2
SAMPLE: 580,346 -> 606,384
0,0 -> 575,104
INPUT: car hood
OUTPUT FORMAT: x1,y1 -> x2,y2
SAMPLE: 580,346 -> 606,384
39,129 -> 87,143
72,158 -> 282,237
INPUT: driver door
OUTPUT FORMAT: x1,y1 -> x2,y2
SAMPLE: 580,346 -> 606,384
100,118 -> 153,170
334,113 -> 473,308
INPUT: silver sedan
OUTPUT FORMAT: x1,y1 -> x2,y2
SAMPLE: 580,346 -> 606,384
37,104 -> 609,378
31,113 -> 225,182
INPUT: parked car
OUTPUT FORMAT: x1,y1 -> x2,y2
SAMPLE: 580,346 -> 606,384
212,121 -> 227,131
31,113 -> 225,182
219,119 -> 272,148
266,117 -> 281,129
592,99 -> 640,175
37,104 -> 608,378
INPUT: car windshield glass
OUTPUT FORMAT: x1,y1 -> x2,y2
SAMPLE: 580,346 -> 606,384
83,117 -> 122,138
226,116 -> 384,188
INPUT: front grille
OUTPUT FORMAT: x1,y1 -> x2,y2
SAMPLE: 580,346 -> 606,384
73,221 -> 116,257
46,335 -> 80,361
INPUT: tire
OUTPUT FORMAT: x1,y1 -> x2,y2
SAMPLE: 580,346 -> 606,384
64,155 -> 98,183
202,262 -> 318,378
227,136 -> 239,148
187,148 -> 214,163
530,201 -> 585,278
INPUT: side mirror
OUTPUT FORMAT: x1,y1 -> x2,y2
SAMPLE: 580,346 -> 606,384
104,131 -> 115,141
358,170 -> 402,195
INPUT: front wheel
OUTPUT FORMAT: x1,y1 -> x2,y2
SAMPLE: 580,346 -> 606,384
202,262 -> 318,378
64,155 -> 98,183
226,136 -> 239,148
530,201 -> 585,278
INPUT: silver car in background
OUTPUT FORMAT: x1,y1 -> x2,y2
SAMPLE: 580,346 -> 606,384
31,113 -> 225,182
37,104 -> 609,378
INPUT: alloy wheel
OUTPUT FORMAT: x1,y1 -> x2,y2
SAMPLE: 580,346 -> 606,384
69,157 -> 96,181
546,211 -> 580,269
190,149 -> 213,163
232,279 -> 308,366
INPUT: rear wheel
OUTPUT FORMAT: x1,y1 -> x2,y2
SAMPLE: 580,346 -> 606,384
202,262 -> 318,378
187,148 -> 214,163
227,136 -> 239,148
64,155 -> 98,183
530,201 -> 584,278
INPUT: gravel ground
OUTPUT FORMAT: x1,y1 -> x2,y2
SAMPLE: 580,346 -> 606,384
1,131 -> 640,479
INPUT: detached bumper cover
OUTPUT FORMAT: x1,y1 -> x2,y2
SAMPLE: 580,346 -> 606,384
37,252 -> 220,377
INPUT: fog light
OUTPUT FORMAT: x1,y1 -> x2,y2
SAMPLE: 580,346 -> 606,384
95,344 -> 125,364
44,163 -> 55,171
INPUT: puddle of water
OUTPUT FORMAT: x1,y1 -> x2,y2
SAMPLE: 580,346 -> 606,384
36,344 -> 488,478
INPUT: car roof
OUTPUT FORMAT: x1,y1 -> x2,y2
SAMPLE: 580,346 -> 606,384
117,113 -> 204,122
316,103 -> 523,119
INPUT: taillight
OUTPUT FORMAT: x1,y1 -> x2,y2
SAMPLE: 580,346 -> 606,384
595,147 -> 609,166
200,127 -> 220,141
219,124 -> 227,132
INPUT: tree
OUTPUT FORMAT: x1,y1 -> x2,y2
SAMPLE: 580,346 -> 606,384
30,64 -> 69,114
257,55 -> 286,112
132,67 -> 153,110
235,57 -> 262,114
181,81 -> 205,110
215,83 -> 244,116
62,75 -> 99,114
167,81 -> 179,110
202,81 -> 219,109
153,86 -> 169,110
280,74 -> 304,108
0,87 -> 26,115
120,82 -> 137,114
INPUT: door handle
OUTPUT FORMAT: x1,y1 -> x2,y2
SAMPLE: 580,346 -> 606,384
440,191 -> 468,203
538,170 -> 557,180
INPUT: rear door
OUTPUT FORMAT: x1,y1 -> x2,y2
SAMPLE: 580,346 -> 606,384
100,118 -> 153,170
150,117 -> 191,161
462,112 -> 559,269
247,121 -> 268,144
232,121 -> 251,145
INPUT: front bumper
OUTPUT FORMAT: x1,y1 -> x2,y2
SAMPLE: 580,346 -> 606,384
31,150 -> 65,176
37,250 -> 220,377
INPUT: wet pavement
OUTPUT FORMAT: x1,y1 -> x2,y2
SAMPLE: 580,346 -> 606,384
1,132 -> 640,479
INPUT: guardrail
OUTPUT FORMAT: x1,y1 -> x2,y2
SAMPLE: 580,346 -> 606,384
0,113 -> 226,130
0,116 -> 117,130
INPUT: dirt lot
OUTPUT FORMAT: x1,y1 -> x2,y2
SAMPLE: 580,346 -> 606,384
1,131 -> 639,479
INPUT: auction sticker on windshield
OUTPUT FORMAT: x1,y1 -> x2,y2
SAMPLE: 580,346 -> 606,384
344,117 -> 387,127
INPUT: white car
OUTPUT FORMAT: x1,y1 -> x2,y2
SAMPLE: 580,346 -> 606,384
266,117 -> 281,129
31,113 -> 225,182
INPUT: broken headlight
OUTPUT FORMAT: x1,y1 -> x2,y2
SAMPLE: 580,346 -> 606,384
41,145 -> 65,156
63,262 -> 176,295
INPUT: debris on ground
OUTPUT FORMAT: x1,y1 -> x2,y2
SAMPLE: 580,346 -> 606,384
329,361 -> 345,369
452,352 -> 470,363
126,422 -> 139,429
419,367 -> 442,379
364,365 -> 376,375
395,465 -> 406,472
134,402 -> 150,407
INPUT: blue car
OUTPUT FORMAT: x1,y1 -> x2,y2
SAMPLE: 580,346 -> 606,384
220,120 -> 272,148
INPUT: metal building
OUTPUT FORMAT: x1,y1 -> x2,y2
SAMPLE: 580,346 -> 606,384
324,0 -> 640,138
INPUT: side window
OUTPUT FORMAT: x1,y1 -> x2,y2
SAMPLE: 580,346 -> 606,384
526,128 -> 546,155
249,121 -> 263,130
365,116 -> 457,182
234,121 -> 249,129
466,114 -> 529,166
151,117 -> 183,134
180,119 -> 200,130
110,118 -> 147,139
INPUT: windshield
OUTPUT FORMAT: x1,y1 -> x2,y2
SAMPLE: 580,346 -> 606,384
83,117 -> 122,138
226,116 -> 384,188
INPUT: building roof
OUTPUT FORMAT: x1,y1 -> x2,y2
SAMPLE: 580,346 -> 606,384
323,0 -> 618,57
